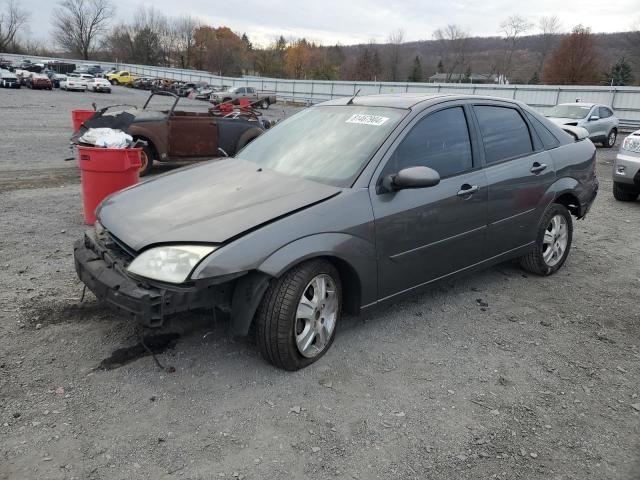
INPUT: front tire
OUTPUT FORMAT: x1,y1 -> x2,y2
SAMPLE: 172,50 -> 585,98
520,203 -> 573,276
613,182 -> 639,202
256,259 -> 342,370
138,144 -> 155,176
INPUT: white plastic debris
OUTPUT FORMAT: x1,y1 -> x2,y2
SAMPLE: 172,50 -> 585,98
79,128 -> 133,149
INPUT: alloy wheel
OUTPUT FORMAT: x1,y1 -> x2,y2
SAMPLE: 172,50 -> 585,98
295,274 -> 338,358
542,214 -> 568,267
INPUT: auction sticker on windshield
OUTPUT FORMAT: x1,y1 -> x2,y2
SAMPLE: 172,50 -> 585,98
346,114 -> 390,126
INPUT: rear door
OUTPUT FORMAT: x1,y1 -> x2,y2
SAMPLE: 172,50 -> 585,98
370,104 -> 488,299
472,104 -> 556,257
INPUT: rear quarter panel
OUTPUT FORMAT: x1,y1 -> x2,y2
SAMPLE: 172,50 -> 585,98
547,139 -> 598,213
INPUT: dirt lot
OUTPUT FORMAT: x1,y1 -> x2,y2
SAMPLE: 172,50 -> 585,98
1,87 -> 639,480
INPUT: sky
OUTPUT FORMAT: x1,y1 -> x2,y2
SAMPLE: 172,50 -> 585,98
19,0 -> 640,47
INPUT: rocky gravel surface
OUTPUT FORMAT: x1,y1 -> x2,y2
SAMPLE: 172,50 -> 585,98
0,87 -> 639,480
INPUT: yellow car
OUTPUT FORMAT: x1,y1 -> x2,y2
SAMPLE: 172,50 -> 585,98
106,71 -> 138,86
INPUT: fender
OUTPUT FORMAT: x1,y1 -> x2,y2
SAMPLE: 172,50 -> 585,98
258,232 -> 378,311
127,126 -> 167,160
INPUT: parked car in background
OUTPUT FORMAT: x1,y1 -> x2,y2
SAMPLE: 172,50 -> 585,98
75,91 -> 266,176
612,129 -> 640,201
545,102 -> 619,147
60,74 -> 87,91
50,73 -> 67,88
26,73 -> 53,90
0,69 -> 20,88
86,77 -> 112,93
210,86 -> 277,109
74,94 -> 598,370
132,77 -> 155,90
106,70 -> 137,85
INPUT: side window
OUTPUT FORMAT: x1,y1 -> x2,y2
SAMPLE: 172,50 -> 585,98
524,111 -> 560,150
122,72 -> 129,76
386,107 -> 473,178
237,87 -> 245,94
599,107 -> 612,118
247,87 -> 255,94
474,106 -> 533,164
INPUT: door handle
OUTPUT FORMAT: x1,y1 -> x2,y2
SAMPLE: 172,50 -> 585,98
530,162 -> 547,174
457,184 -> 479,197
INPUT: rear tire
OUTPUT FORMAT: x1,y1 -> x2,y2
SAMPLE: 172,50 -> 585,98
520,203 -> 573,276
256,259 -> 342,370
260,99 -> 270,109
613,182 -> 639,202
603,129 -> 617,148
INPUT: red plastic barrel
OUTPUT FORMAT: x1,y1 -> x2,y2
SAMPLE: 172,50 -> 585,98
239,98 -> 250,112
77,146 -> 142,225
71,109 -> 96,132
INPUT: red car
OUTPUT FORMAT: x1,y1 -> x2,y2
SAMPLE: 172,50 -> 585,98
27,73 -> 52,90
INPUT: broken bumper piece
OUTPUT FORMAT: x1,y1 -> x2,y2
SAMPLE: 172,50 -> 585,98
73,231 -> 211,327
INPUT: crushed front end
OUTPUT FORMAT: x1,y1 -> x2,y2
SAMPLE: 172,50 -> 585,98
73,227 -> 227,327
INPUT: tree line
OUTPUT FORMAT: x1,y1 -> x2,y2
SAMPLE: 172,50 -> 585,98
1,0 -> 639,86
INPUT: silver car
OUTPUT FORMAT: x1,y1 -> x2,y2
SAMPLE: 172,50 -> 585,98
545,102 -> 619,148
613,129 -> 640,201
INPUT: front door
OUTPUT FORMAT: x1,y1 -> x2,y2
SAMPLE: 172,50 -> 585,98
370,105 -> 488,300
168,115 -> 218,157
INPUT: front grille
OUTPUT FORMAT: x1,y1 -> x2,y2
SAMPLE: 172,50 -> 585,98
92,229 -> 135,267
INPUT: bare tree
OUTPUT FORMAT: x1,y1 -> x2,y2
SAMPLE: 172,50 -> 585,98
386,28 -> 405,81
537,16 -> 562,70
433,24 -> 469,82
0,0 -> 29,52
172,15 -> 199,68
52,0 -> 114,60
497,15 -> 533,82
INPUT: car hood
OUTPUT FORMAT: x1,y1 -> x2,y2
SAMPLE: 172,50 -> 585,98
97,158 -> 342,251
548,117 -> 582,125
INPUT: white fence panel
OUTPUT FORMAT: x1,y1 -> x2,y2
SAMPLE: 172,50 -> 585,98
3,52 -> 640,128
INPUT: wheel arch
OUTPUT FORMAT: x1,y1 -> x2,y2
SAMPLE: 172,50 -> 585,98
545,177 -> 583,217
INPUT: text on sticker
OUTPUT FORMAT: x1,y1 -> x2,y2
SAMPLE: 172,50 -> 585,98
346,114 -> 390,126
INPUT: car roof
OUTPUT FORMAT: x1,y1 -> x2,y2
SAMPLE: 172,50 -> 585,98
319,93 -> 525,109
557,102 -> 597,107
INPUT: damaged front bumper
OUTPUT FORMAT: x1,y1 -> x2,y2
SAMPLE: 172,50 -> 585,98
73,230 -> 215,327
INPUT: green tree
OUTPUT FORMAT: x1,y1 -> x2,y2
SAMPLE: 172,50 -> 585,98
463,65 -> 471,83
605,57 -> 634,86
529,71 -> 540,84
408,55 -> 423,82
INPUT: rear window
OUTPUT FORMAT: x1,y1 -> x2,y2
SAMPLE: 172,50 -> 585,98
474,106 -> 533,164
524,111 -> 560,150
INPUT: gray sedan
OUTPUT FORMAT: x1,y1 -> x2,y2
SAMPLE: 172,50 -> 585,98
545,102 -> 619,147
74,94 -> 598,370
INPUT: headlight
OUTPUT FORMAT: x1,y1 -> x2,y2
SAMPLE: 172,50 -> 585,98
127,245 -> 217,284
622,135 -> 640,153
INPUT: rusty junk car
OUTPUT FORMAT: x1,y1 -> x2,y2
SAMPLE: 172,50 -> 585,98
75,92 -> 268,175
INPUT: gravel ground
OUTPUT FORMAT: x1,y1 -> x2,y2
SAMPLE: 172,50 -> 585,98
1,87 -> 639,480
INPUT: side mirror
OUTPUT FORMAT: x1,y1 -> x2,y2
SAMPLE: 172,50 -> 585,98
589,115 -> 599,121
382,166 -> 440,192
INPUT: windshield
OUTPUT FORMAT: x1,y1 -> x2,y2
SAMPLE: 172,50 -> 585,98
546,104 -> 592,119
236,105 -> 406,187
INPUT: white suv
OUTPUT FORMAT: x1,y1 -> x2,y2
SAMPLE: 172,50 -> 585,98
613,130 -> 640,201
